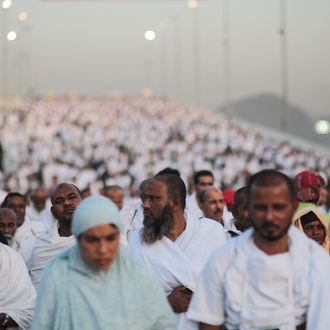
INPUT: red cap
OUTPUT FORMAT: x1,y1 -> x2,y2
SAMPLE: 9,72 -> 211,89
223,188 -> 235,209
294,170 -> 325,202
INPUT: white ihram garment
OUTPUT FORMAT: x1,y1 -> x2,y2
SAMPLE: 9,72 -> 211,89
29,220 -> 75,291
0,244 -> 36,330
15,217 -> 46,246
129,213 -> 227,330
8,236 -> 33,268
188,226 -> 330,330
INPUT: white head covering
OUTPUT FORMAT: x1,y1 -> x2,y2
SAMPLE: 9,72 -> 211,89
72,195 -> 121,238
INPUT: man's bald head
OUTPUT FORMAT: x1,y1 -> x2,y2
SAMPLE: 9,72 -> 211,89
51,183 -> 82,204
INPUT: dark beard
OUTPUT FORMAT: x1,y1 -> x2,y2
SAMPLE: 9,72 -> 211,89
141,205 -> 174,244
252,220 -> 291,242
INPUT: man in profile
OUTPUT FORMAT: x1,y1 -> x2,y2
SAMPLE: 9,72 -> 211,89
129,174 -> 226,330
188,169 -> 330,330
226,186 -> 250,238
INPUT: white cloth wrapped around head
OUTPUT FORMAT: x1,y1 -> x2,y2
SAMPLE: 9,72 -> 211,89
72,195 -> 121,238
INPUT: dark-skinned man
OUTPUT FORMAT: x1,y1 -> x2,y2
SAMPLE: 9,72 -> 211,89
1,192 -> 45,245
29,183 -> 82,291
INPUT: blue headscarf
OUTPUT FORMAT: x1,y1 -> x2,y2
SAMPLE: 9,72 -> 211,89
32,195 -> 175,330
72,195 -> 122,238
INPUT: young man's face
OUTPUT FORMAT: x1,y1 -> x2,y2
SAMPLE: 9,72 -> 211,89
195,175 -> 214,193
249,182 -> 297,241
233,194 -> 250,231
51,185 -> 82,224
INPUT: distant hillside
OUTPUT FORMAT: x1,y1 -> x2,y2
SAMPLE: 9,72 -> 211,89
218,93 -> 330,146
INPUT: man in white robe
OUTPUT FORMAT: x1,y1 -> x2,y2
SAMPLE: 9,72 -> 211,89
26,186 -> 49,222
225,186 -> 250,239
120,178 -> 151,245
197,186 -> 225,225
0,208 -> 32,267
0,243 -> 36,330
186,170 -> 214,219
129,174 -> 227,330
187,169 -> 330,330
1,192 -> 45,246
29,183 -> 82,290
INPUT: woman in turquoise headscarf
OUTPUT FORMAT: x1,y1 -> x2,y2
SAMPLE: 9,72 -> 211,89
32,195 -> 176,330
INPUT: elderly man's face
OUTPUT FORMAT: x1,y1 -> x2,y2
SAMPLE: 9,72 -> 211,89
200,189 -> 224,223
0,211 -> 17,240
79,224 -> 120,270
249,182 -> 297,241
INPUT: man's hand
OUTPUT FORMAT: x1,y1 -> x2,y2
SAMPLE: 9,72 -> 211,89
167,285 -> 193,313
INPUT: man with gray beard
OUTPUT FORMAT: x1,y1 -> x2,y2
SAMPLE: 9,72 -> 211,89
0,208 -> 32,267
129,174 -> 227,330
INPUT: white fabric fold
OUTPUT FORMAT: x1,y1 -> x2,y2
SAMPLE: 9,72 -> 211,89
188,226 -> 330,330
29,221 -> 75,291
129,212 -> 227,330
16,217 -> 46,246
0,244 -> 36,330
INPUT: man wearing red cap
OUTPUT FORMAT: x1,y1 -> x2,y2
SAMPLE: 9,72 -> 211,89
294,170 -> 330,223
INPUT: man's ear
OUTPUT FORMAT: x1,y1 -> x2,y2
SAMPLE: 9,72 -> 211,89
50,206 -> 55,217
170,196 -> 181,212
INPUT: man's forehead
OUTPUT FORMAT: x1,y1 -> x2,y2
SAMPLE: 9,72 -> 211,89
0,209 -> 17,222
205,189 -> 223,200
198,176 -> 213,183
148,180 -> 168,193
54,185 -> 78,197
249,183 -> 291,200
8,196 -> 25,204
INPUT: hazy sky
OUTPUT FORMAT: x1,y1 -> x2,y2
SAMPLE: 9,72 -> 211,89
1,0 -> 330,117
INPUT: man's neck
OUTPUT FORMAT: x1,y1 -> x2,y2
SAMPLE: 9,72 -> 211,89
234,220 -> 244,232
253,232 -> 289,256
58,224 -> 72,237
165,213 -> 186,242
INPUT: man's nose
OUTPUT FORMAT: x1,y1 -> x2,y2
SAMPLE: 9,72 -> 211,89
265,208 -> 275,221
143,198 -> 150,209
2,227 -> 9,233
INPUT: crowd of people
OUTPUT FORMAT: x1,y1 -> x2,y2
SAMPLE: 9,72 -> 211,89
1,96 -> 330,329
0,96 -> 330,196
